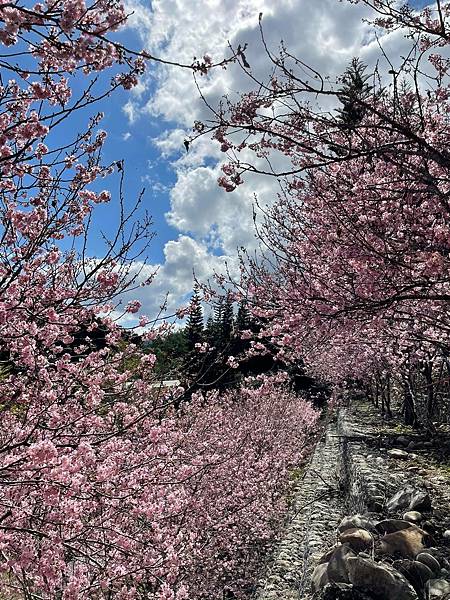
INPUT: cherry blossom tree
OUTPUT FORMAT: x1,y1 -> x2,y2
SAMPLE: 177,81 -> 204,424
0,3 -> 320,598
199,1 -> 450,426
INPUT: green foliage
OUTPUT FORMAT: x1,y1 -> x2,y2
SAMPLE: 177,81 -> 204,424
337,57 -> 373,131
236,301 -> 251,332
185,288 -> 204,351
220,294 -> 234,343
183,293 -> 240,390
205,314 -> 216,345
151,330 -> 188,379
147,292 -> 311,393
0,364 -> 11,382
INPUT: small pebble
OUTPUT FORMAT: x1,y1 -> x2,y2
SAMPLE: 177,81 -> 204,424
387,448 -> 409,459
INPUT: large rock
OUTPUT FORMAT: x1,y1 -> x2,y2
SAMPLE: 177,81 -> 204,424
378,527 -> 426,559
386,488 -> 416,513
376,519 -> 416,534
396,436 -> 411,447
318,545 -> 341,565
346,555 -> 418,600
386,487 -> 431,513
421,520 -> 438,537
312,563 -> 330,593
393,559 -> 434,593
327,544 -> 356,584
339,528 -> 373,552
416,552 -> 441,575
403,511 -> 423,524
321,583 -> 375,600
409,490 -> 432,512
338,515 -> 377,534
427,579 -> 450,598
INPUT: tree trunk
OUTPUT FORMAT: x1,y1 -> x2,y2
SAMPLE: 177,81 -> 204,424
403,372 -> 417,427
424,361 -> 434,422
385,373 -> 392,417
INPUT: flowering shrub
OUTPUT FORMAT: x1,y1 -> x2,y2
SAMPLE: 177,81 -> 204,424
0,369 -> 318,599
175,374 -> 319,599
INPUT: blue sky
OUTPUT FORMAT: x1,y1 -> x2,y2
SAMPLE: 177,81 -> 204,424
46,0 -> 434,322
47,24 -> 179,267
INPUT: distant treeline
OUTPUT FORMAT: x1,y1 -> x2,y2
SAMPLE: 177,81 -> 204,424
148,289 -> 329,403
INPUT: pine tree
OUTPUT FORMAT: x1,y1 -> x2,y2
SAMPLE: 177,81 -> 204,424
205,313 -> 215,344
336,57 -> 373,131
236,300 -> 251,332
221,294 -> 234,344
213,297 -> 224,328
185,287 -> 204,351
209,296 -> 224,352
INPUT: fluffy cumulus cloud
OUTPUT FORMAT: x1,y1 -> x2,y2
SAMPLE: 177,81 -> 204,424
128,0 -> 375,124
122,0 -> 413,316
117,235 -> 240,327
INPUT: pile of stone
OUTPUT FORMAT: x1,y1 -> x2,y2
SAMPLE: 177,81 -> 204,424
311,487 -> 450,600
381,434 -> 450,453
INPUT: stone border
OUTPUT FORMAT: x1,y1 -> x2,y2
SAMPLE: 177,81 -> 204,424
255,402 -> 450,600
255,417 -> 346,600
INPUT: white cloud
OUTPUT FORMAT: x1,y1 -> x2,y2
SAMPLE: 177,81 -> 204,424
117,235 -> 239,324
123,100 -> 139,124
153,129 -> 187,158
134,0 -> 373,125
166,166 -> 223,236
165,163 -> 274,254
121,0 -> 415,318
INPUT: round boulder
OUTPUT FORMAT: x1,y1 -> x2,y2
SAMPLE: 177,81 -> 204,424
378,527 -> 426,559
394,559 -> 434,594
416,552 -> 441,575
327,544 -> 356,584
376,519 -> 416,534
403,511 -> 423,524
338,515 -> 377,534
427,579 -> 450,599
339,528 -> 374,552
346,555 -> 419,600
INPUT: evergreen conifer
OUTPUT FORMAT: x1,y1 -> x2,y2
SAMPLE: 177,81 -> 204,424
221,294 -> 234,344
337,57 -> 373,131
185,287 -> 204,351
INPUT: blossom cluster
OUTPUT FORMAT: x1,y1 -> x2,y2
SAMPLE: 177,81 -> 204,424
0,369 -> 318,599
0,3 -> 320,598
210,0 -> 450,421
